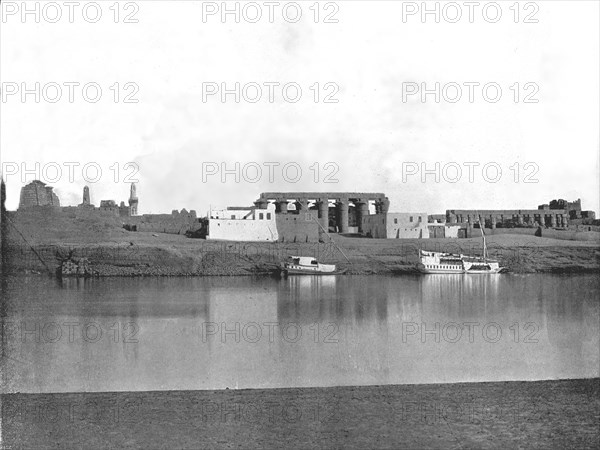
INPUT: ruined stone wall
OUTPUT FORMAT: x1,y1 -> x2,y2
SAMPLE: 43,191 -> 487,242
124,213 -> 201,235
428,224 -> 461,238
275,212 -> 319,243
447,209 -> 569,228
362,214 -> 387,238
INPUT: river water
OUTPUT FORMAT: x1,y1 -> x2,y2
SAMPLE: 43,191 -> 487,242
1,274 -> 598,393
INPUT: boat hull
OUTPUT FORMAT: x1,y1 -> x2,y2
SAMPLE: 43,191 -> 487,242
280,257 -> 344,275
418,266 -> 505,274
465,267 -> 505,274
282,268 -> 347,276
417,267 -> 464,274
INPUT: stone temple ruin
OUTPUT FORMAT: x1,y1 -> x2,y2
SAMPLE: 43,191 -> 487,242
15,180 -> 202,236
97,183 -> 139,217
18,180 -> 60,208
255,192 -> 390,233
446,198 -> 596,229
12,180 -> 598,240
18,180 -> 139,217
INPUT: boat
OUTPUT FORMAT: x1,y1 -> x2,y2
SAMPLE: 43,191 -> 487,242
417,250 -> 504,274
417,219 -> 505,274
417,251 -> 466,274
464,220 -> 504,273
281,256 -> 346,275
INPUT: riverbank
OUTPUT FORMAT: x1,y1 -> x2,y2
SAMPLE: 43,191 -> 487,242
2,378 -> 598,449
4,233 -> 599,277
3,210 -> 599,276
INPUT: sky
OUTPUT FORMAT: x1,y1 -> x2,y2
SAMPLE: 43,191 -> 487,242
1,0 -> 598,216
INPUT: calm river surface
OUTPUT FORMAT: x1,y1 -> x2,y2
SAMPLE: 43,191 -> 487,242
1,274 -> 598,393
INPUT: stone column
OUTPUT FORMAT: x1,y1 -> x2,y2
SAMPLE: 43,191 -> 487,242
275,199 -> 288,214
336,200 -> 349,233
355,201 -> 369,233
491,216 -> 496,229
295,199 -> 308,214
381,197 -> 390,214
517,214 -> 524,226
550,214 -> 556,228
317,199 -> 329,231
254,199 -> 268,209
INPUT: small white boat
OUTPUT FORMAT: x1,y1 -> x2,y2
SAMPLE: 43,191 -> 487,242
417,218 -> 505,274
281,256 -> 346,275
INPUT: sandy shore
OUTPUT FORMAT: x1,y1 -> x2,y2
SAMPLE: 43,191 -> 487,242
1,379 -> 598,449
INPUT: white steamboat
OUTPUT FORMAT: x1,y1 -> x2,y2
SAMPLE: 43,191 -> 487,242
417,220 -> 505,274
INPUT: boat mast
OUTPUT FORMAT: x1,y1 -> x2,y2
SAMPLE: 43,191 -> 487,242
478,217 -> 487,261
311,216 -> 351,263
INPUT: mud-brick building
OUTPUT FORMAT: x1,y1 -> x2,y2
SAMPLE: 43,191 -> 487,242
98,183 -> 139,218
18,180 -> 60,209
99,200 -> 132,217
362,212 -> 430,239
124,209 -> 201,234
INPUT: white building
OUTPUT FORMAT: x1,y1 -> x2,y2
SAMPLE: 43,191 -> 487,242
207,204 -> 278,241
428,221 -> 462,238
362,212 -> 430,239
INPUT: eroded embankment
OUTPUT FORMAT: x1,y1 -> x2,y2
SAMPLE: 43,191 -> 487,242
4,233 -> 600,277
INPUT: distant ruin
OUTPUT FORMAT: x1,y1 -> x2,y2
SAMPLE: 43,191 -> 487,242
9,181 -> 598,241
96,183 -> 139,217
18,180 -> 60,208
446,198 -> 596,229
129,183 -> 139,216
124,209 -> 201,235
79,186 -> 92,207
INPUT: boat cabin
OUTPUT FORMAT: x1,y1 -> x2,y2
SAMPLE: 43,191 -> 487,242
288,256 -> 319,266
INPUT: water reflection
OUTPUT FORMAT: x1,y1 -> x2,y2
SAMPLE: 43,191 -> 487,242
0,273 -> 598,393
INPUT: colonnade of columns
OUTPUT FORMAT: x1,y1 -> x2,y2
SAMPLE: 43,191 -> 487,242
255,196 -> 390,233
447,212 -> 569,228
